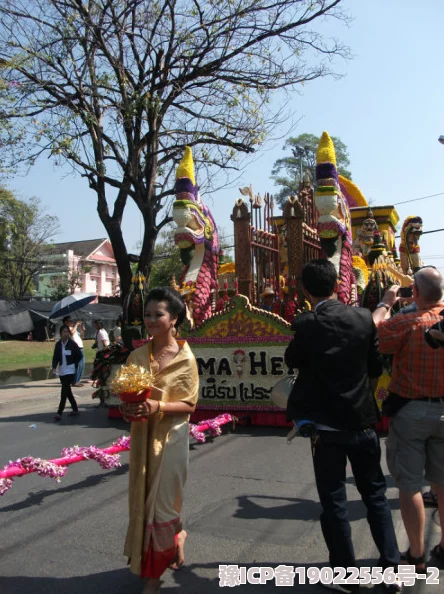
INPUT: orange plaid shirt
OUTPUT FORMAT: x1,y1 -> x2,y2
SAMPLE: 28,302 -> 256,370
378,304 -> 444,399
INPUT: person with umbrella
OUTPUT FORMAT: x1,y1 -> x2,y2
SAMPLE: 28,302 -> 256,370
63,315 -> 85,386
52,324 -> 82,421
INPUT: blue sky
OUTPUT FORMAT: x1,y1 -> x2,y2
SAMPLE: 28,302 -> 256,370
7,0 -> 444,272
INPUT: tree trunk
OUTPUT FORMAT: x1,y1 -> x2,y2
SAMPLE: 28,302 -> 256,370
137,206 -> 158,288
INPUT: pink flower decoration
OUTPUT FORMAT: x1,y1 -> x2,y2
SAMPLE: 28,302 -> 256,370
0,478 -> 13,495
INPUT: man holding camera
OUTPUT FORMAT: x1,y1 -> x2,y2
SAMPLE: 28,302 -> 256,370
372,266 -> 444,570
285,260 -> 400,593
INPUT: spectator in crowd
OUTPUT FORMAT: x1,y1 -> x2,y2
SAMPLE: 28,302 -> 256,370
372,266 -> 444,571
285,259 -> 400,593
259,286 -> 276,312
110,316 -> 123,344
52,324 -> 82,421
63,316 -> 85,386
391,274 -> 442,509
93,320 -> 109,351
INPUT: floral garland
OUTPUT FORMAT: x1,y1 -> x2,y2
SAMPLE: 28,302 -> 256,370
61,445 -> 122,470
0,416 -> 234,495
0,437 -> 130,496
189,413 -> 236,443
0,457 -> 68,495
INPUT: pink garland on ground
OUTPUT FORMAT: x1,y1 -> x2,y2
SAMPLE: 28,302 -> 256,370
0,416 -> 234,495
0,439 -> 130,495
189,413 -> 235,443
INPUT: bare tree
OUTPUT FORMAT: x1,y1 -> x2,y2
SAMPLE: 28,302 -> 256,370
0,0 -> 349,297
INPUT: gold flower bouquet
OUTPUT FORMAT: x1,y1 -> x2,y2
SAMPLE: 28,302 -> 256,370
109,364 -> 157,422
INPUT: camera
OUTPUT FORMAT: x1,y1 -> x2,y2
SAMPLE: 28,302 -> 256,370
295,419 -> 317,438
398,286 -> 413,298
425,318 -> 444,349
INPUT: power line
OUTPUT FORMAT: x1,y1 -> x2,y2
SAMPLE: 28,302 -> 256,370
395,227 -> 444,239
393,192 -> 444,206
422,228 -> 444,235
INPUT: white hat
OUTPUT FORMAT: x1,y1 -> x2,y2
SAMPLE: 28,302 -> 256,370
260,286 -> 275,298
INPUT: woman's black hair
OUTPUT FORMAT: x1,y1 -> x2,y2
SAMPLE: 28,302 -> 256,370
94,320 -> 104,329
60,324 -> 70,335
145,287 -> 186,328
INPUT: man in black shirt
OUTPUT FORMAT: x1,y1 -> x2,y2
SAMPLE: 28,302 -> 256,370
285,260 -> 400,593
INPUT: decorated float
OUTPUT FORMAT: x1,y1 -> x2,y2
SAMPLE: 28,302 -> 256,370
101,134 -> 425,429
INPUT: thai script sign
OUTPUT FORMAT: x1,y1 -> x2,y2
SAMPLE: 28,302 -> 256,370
188,340 -> 293,409
185,295 -> 295,410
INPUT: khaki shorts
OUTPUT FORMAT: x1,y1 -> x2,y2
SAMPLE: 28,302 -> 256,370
386,399 -> 444,492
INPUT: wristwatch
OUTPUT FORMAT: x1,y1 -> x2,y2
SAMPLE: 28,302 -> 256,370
376,302 -> 390,311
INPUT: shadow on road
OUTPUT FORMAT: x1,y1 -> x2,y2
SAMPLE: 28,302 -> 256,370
0,464 -> 128,515
0,569 -> 141,594
233,493 -> 400,523
0,382 -> 60,390
0,562 -> 385,594
0,405 -> 128,429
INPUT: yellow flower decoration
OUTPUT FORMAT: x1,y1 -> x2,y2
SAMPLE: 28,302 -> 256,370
338,175 -> 368,207
352,255 -> 369,285
176,145 -> 196,185
374,373 -> 391,411
218,262 -> 236,275
316,131 -> 336,166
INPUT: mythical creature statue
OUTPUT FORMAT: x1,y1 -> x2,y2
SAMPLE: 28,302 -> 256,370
399,215 -> 423,274
353,207 -> 378,262
173,147 -> 221,327
314,131 -> 356,305
361,231 -> 396,311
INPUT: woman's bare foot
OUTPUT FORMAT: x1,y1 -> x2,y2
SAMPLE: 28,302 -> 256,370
169,530 -> 187,570
141,577 -> 160,593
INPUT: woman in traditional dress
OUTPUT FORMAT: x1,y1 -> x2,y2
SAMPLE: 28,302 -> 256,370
121,287 -> 199,594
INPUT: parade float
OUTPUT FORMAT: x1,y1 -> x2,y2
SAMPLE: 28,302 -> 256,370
172,134 -> 424,428
99,135 -> 424,428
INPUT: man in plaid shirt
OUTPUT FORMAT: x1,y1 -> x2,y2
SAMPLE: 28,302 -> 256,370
373,266 -> 444,571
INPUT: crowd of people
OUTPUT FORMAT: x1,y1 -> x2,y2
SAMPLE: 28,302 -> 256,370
48,261 -> 444,594
286,260 -> 444,593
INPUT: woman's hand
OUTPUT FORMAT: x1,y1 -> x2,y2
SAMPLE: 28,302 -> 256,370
120,399 -> 161,420
120,398 -> 195,421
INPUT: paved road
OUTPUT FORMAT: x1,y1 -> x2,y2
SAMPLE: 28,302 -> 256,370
0,380 -> 441,593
